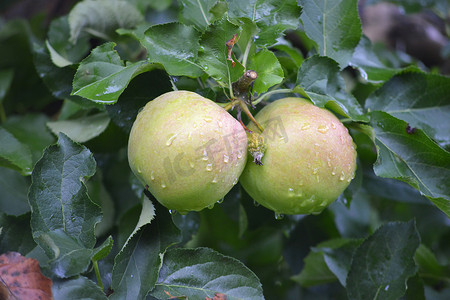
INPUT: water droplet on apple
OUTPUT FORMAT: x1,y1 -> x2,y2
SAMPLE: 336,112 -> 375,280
253,200 -> 260,207
233,177 -> 238,185
301,123 -> 311,130
312,168 -> 318,174
207,203 -> 214,209
137,166 -> 142,173
211,175 -> 218,183
216,198 -> 224,204
166,133 -> 178,146
288,188 -> 295,196
223,155 -> 229,163
339,171 -> 345,181
150,171 -> 155,180
217,120 -> 223,128
206,163 -> 213,171
169,209 -> 177,215
317,124 -> 329,134
204,116 -> 213,122
187,132 -> 192,140
237,150 -> 243,159
189,160 -> 195,168
161,181 -> 167,188
331,122 -> 336,129
202,150 -> 208,160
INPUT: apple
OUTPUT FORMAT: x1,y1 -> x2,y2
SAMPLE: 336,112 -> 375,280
128,91 -> 248,213
239,97 -> 357,215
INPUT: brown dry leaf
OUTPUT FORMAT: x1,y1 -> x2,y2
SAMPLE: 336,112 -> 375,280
205,292 -> 227,300
0,252 -> 53,300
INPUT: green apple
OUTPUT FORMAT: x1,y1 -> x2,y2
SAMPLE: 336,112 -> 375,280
128,91 -> 247,213
239,97 -> 357,215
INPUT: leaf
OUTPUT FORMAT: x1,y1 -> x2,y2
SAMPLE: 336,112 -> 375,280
92,236 -> 114,262
414,244 -> 449,280
0,213 -> 36,254
106,69 -> 172,134
292,238 -> 362,287
68,0 -> 144,43
198,18 -> 244,87
87,173 -> 116,237
46,16 -> 90,64
351,36 -> 400,82
227,0 -> 301,47
347,220 -> 420,300
28,133 -> 101,278
141,22 -> 203,78
0,127 -> 32,175
110,198 -> 181,299
47,112 -> 110,143
369,111 -> 450,217
52,276 -> 107,300
248,49 -> 284,93
2,114 -> 55,166
179,0 -> 226,31
149,247 -> 264,300
295,55 -> 367,121
72,42 -> 155,104
0,68 -> 14,103
0,167 -> 30,216
365,71 -> 450,148
299,0 -> 362,67
0,252 -> 53,300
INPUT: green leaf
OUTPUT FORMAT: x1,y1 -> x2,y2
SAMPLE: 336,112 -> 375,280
179,0 -> 226,31
0,127 -> 32,175
0,213 -> 36,255
47,112 -> 110,143
198,18 -> 244,87
291,250 -> 337,287
110,198 -> 181,299
3,114 -> 55,166
227,0 -> 301,47
0,68 -> 14,103
295,55 -> 367,121
0,167 -> 30,215
141,22 -> 203,77
366,71 -> 450,148
52,276 -> 108,300
149,247 -> 264,300
68,0 -> 144,43
351,36 -> 400,82
29,133 -> 101,277
292,238 -> 362,287
299,0 -> 362,67
248,49 -> 284,93
72,42 -> 155,104
347,220 -> 420,300
92,236 -> 114,262
87,173 -> 116,237
47,16 -> 90,64
414,244 -> 449,280
369,111 -> 450,217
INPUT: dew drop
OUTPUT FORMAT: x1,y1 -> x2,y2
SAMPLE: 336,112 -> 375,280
274,213 -> 284,220
223,154 -> 230,163
347,177 -> 352,183
237,150 -> 243,159
202,149 -> 209,160
189,160 -> 195,168
204,116 -> 213,122
233,177 -> 238,185
206,163 -> 213,171
315,151 -> 319,158
208,203 -> 215,209
253,200 -> 260,207
166,133 -> 178,146
331,122 -> 337,129
216,198 -> 224,204
314,143 -> 320,147
193,123 -> 198,128
317,124 -> 329,134
320,201 -> 328,207
339,171 -> 345,181
316,175 -> 320,182
288,188 -> 295,196
169,209 -> 177,215
217,120 -> 223,128
211,175 -> 218,183
301,123 -> 311,130
311,211 -> 321,215
331,166 -> 337,176
137,166 -> 142,173
187,132 -> 192,140
327,158 -> 332,167
150,171 -> 155,181
312,168 -> 318,175
161,181 -> 167,188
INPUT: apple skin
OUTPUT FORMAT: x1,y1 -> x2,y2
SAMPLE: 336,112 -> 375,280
128,91 -> 247,213
239,97 -> 357,215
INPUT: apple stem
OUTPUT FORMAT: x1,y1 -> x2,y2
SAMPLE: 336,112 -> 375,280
238,98 -> 264,132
